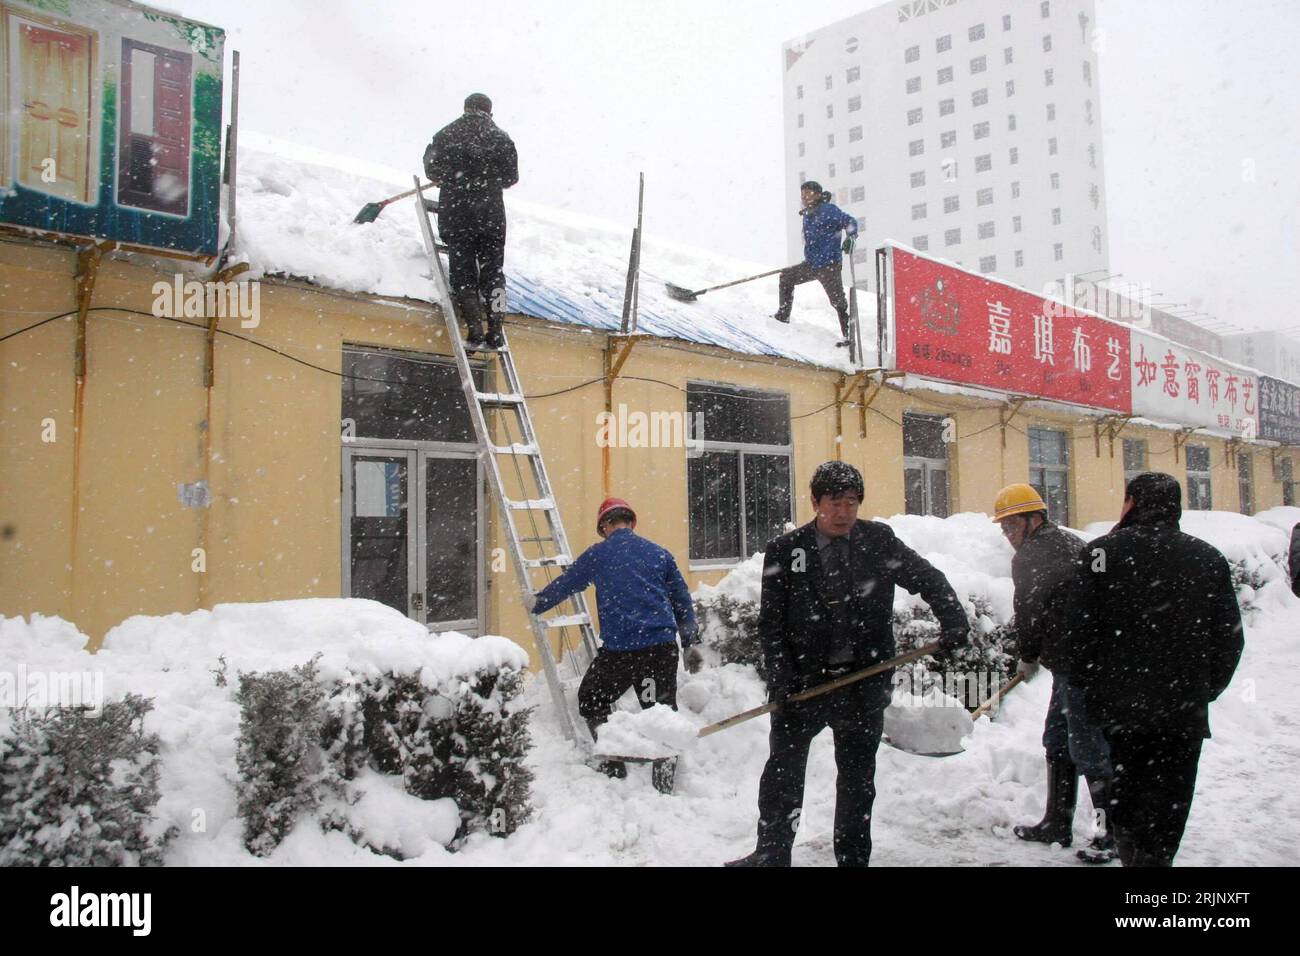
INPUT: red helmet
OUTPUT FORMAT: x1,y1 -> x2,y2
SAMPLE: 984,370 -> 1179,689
596,497 -> 636,536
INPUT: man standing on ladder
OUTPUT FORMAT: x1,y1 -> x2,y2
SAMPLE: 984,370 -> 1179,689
528,498 -> 704,791
423,92 -> 519,349
773,181 -> 858,347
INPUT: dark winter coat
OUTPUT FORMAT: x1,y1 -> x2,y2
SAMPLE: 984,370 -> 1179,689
1067,473 -> 1243,739
532,528 -> 698,653
423,110 -> 519,227
759,519 -> 968,708
1290,523 -> 1299,598
1011,520 -> 1086,673
800,197 -> 858,269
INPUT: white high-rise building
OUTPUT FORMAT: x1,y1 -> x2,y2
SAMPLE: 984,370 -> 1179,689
782,0 -> 1109,296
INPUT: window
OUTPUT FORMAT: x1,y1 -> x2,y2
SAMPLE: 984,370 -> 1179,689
798,114 -> 804,128
906,76 -> 922,94
1003,14 -> 1012,30
828,162 -> 837,178
1011,181 -> 1021,198
1050,172 -> 1060,189
903,413 -> 951,517
687,384 -> 793,562
1186,445 -> 1212,510
945,227 -> 961,246
1047,103 -> 1056,121
940,129 -> 957,147
1083,61 -> 1093,86
1004,47 -> 1014,64
797,142 -> 805,157
937,34 -> 952,53
913,235 -> 930,251
905,45 -> 920,63
974,120 -> 990,139
910,170 -> 927,187
1045,68 -> 1055,86
344,349 -> 480,444
1014,249 -> 1024,267
978,220 -> 995,238
851,186 -> 865,202
827,133 -> 836,148
856,216 -> 866,232
1029,427 -> 1071,525
1006,79 -> 1016,96
848,95 -> 862,112
796,84 -> 804,100
1009,146 -> 1019,164
908,107 -> 923,125
1051,207 -> 1062,225
827,104 -> 835,118
849,125 -> 863,142
944,194 -> 960,213
1043,35 -> 1053,52
909,138 -> 925,156
972,88 -> 989,106
1012,214 -> 1022,232
941,158 -> 958,181
975,153 -> 992,172
119,40 -> 195,215
826,74 -> 833,90
977,187 -> 994,205
971,55 -> 987,74
1041,1 -> 1051,17
1123,439 -> 1148,487
1008,113 -> 1017,131
1048,136 -> 1058,155
969,23 -> 985,41
979,255 -> 997,273
1053,242 -> 1063,261
911,202 -> 928,220
938,65 -> 954,84
850,155 -> 865,172
847,67 -> 860,83
1279,456 -> 1295,506
939,98 -> 955,116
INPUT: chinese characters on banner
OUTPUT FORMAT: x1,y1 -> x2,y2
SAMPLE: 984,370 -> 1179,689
1129,330 -> 1259,437
1258,376 -> 1300,445
890,247 -> 1131,412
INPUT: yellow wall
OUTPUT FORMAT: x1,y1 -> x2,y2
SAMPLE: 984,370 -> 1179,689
2,235 -> 1296,664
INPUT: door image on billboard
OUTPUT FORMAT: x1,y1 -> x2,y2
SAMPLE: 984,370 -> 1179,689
2,10 -> 96,203
118,38 -> 191,215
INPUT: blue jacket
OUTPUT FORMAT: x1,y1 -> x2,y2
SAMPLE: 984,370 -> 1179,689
801,199 -> 858,269
532,528 -> 699,652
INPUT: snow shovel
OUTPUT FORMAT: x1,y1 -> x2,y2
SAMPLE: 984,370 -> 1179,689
354,183 -> 437,224
697,641 -> 943,738
664,266 -> 792,303
883,671 -> 1026,758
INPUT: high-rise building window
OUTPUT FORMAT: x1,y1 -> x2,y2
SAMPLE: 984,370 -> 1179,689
1006,79 -> 1016,96
851,186 -> 865,203
938,66 -> 954,84
909,139 -> 925,156
798,142 -> 805,157
827,104 -> 835,118
827,133 -> 836,148
969,23 -> 985,41
939,98 -> 955,116
847,66 -> 861,83
856,216 -> 866,231
979,255 -> 997,273
972,88 -> 989,106
796,85 -> 804,100
944,194 -> 960,213
912,202 -> 928,220
1009,146 -> 1019,164
1048,103 -> 1058,121
974,121 -> 990,139
797,114 -> 804,128
977,187 -> 994,205
1011,181 -> 1021,197
978,221 -> 995,239
1048,136 -> 1058,155
971,55 -> 987,74
1003,14 -> 1012,30
825,74 -> 833,90
937,34 -> 952,53
1014,249 -> 1024,267
945,228 -> 962,246
905,45 -> 920,63
1045,68 -> 1055,86
941,158 -> 958,181
1083,61 -> 1093,86
975,153 -> 992,172
1041,1 -> 1051,18
1043,35 -> 1053,52
1187,445 -> 1212,510
1008,113 -> 1018,131
906,76 -> 922,94
910,170 -> 927,187
913,235 -> 930,251
1004,47 -> 1014,64
850,155 -> 864,172
849,125 -> 863,142
907,108 -> 923,125
1050,172 -> 1060,189
849,95 -> 862,112
1053,242 -> 1063,261
828,162 -> 837,178
1051,208 -> 1062,226
1013,214 -> 1022,232
940,129 -> 957,147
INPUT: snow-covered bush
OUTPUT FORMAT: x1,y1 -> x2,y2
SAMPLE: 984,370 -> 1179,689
0,695 -> 174,866
696,593 -> 766,681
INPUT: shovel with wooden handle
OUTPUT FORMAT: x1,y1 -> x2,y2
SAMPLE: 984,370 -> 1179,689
664,266 -> 794,303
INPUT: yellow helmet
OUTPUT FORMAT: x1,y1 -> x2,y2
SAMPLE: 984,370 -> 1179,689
993,483 -> 1047,521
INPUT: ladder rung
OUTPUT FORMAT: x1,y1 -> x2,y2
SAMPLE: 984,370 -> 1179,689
506,497 -> 555,511
476,391 -> 524,405
518,535 -> 556,544
542,613 -> 590,629
524,554 -> 571,568
490,442 -> 538,456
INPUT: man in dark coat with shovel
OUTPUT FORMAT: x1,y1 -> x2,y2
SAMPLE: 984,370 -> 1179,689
1068,472 -> 1243,867
773,182 -> 859,346
727,461 -> 969,867
424,93 -> 518,349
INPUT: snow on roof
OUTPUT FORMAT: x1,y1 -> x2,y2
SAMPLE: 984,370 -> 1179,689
235,132 -> 863,370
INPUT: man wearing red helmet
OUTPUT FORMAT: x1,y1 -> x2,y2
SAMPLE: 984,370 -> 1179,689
529,497 -> 702,784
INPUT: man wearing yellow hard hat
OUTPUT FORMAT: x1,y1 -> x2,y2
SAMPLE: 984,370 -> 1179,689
993,483 -> 1115,864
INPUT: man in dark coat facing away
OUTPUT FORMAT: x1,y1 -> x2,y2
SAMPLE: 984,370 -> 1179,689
424,93 -> 518,349
1068,472 -> 1244,867
1290,523 -> 1299,598
727,461 -> 969,867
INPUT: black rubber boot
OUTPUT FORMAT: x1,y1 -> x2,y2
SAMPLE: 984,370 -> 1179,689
456,294 -> 487,349
1077,776 -> 1117,864
485,315 -> 505,349
1014,757 -> 1077,846
724,849 -> 791,867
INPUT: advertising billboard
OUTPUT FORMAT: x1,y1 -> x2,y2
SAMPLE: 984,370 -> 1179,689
1129,330 -> 1258,438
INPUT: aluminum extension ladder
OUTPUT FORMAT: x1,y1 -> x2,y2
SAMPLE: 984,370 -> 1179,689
410,178 -> 599,744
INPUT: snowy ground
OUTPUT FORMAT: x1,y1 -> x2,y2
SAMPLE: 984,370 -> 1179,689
3,508 -> 1297,866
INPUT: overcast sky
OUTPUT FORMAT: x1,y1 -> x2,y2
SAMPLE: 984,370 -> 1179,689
180,0 -> 1298,336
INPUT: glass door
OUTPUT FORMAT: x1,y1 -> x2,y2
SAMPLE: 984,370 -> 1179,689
344,450 -> 416,617
420,452 -> 482,633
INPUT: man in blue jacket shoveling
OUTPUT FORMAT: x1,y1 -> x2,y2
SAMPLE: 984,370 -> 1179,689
774,181 -> 859,347
529,497 -> 704,793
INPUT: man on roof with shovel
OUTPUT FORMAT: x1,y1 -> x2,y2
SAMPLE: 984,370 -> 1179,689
727,461 -> 969,867
773,182 -> 859,346
424,92 -> 518,349
994,483 -> 1116,863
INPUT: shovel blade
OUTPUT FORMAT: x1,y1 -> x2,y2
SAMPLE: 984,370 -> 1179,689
664,282 -> 700,302
353,202 -> 384,224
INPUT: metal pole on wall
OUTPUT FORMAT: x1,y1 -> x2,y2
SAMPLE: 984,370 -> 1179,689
222,51 -> 241,263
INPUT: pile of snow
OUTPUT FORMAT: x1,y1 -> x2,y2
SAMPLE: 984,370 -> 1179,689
594,705 -> 698,760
